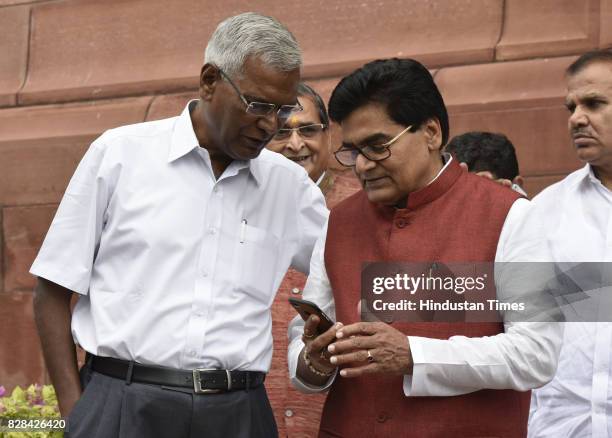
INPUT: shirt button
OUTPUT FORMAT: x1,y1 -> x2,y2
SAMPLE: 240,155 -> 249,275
292,288 -> 301,294
190,350 -> 197,357
208,227 -> 217,235
202,271 -> 208,277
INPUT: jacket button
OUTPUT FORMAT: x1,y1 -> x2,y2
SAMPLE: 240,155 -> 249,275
395,219 -> 407,228
377,413 -> 388,423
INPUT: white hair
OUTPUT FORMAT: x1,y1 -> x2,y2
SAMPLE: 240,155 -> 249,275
204,12 -> 302,78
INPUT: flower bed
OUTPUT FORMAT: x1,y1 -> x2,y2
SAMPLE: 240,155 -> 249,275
0,385 -> 63,438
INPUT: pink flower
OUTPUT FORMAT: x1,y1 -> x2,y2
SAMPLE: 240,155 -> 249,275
0,386 -> 5,397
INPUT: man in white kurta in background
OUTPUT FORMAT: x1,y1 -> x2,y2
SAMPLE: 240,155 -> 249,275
528,48 -> 612,437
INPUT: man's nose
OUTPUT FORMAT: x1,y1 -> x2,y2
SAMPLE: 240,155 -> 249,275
286,130 -> 304,153
256,112 -> 278,137
569,106 -> 588,129
354,151 -> 376,174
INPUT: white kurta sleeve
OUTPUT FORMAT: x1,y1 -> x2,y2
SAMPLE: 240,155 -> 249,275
404,198 -> 563,396
290,172 -> 329,275
288,219 -> 339,393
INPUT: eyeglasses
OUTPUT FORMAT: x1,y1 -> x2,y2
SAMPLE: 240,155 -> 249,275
273,123 -> 326,140
334,125 -> 413,167
219,69 -> 303,123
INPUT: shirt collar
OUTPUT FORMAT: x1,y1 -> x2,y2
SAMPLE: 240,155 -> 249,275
246,156 -> 264,186
315,171 -> 326,187
168,100 -> 201,163
167,99 -> 263,186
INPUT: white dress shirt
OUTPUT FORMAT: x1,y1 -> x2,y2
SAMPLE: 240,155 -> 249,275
31,101 -> 329,372
528,165 -> 612,438
288,157 -> 562,395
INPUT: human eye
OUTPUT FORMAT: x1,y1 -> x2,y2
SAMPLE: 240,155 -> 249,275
585,98 -> 606,110
274,129 -> 292,140
365,144 -> 388,155
299,125 -> 322,137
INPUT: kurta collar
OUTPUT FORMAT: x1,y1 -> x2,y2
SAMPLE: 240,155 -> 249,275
168,100 -> 200,163
375,153 -> 462,215
404,154 -> 462,209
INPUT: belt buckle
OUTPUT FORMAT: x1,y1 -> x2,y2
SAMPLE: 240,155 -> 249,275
192,369 -> 231,394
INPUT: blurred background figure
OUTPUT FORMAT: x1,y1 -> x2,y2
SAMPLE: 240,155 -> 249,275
267,82 -> 333,191
445,131 -> 527,196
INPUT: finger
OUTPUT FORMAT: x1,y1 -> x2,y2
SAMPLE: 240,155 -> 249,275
302,315 -> 320,343
338,363 -> 379,378
475,170 -> 495,180
496,178 -> 513,187
459,162 -> 469,171
328,335 -> 376,354
329,348 -> 374,366
310,322 -> 343,352
336,321 -> 379,339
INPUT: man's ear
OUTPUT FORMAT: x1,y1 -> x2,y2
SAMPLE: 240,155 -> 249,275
199,63 -> 220,101
423,118 -> 442,151
513,175 -> 525,188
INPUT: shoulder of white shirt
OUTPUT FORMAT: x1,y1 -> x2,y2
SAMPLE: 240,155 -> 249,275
531,164 -> 591,205
99,117 -> 175,145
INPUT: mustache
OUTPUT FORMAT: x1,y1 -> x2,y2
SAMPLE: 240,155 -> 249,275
572,130 -> 594,138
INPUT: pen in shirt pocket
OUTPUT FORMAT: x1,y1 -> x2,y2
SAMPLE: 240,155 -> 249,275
240,219 -> 247,244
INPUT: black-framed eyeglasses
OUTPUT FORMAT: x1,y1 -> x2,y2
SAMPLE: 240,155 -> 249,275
334,125 -> 413,167
218,69 -> 302,122
273,123 -> 326,140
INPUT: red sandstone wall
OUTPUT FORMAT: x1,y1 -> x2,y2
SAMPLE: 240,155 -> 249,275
1,0 -> 611,435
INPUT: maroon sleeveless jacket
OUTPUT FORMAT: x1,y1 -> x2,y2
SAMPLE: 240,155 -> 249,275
320,160 -> 529,438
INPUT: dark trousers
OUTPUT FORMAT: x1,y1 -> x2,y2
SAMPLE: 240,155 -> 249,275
66,365 -> 278,438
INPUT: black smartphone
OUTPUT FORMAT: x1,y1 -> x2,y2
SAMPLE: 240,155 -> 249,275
288,297 -> 335,334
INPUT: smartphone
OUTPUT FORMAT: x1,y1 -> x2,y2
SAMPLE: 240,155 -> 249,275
288,297 -> 335,334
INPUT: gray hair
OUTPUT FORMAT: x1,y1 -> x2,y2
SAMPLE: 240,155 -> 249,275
204,12 -> 302,78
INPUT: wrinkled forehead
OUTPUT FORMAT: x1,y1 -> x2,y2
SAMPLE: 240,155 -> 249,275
234,56 -> 300,105
284,96 -> 321,127
341,102 -> 397,145
566,61 -> 612,100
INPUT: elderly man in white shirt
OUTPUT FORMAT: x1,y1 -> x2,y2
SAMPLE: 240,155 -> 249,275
528,48 -> 612,437
30,13 -> 328,438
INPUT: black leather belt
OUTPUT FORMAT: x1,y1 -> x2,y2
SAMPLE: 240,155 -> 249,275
90,355 -> 265,393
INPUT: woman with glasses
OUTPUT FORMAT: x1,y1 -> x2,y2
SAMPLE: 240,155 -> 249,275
287,58 -> 561,437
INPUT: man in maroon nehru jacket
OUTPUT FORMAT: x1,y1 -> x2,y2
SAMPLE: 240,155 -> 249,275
287,58 -> 562,437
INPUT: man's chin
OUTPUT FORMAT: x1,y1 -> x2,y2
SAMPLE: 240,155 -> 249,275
364,186 -> 396,205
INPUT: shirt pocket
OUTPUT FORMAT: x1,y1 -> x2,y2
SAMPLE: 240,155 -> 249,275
233,224 -> 281,306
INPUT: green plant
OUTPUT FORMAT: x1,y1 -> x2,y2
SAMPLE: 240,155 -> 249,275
0,385 -> 63,438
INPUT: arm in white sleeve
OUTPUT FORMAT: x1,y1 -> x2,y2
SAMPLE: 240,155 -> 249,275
290,172 -> 329,275
29,137 -> 115,295
288,219 -> 338,393
404,198 -> 563,396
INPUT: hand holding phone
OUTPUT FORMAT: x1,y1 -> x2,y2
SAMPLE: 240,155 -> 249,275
288,297 -> 334,335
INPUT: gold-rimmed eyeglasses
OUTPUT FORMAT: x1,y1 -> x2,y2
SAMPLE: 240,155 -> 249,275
334,125 -> 413,167
273,123 -> 326,140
